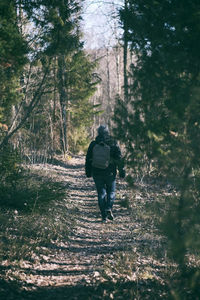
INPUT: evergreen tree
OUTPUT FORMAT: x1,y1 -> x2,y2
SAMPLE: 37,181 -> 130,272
0,0 -> 84,150
65,50 -> 100,153
21,0 -> 83,154
114,0 -> 200,295
25,50 -> 100,156
0,0 -> 28,126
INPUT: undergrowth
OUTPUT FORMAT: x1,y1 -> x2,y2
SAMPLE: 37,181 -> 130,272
96,177 -> 200,300
0,166 -> 74,265
0,167 -> 67,211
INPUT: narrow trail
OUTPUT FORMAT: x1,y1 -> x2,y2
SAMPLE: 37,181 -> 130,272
59,156 -> 133,286
26,156 -> 134,292
2,156 -> 170,299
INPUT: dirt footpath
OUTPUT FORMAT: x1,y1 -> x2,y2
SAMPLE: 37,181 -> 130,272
24,156 -> 133,289
1,156 -> 170,299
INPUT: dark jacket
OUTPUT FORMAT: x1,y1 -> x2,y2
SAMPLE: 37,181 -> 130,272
85,134 -> 125,178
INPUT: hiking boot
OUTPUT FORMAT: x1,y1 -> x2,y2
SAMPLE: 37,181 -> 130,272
107,210 -> 114,220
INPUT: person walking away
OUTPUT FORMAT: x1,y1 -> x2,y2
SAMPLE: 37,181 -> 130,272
85,125 -> 125,222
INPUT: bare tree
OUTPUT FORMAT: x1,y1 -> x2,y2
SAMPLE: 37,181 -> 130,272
0,62 -> 51,150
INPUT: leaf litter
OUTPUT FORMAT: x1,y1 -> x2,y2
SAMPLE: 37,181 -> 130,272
0,156 -> 173,299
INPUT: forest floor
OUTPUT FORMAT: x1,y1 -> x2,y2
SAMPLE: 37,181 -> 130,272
0,156 -> 173,299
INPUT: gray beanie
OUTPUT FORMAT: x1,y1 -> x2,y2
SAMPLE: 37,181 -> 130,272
97,125 -> 109,136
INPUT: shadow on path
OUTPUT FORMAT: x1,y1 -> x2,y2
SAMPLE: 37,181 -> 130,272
0,277 -> 170,300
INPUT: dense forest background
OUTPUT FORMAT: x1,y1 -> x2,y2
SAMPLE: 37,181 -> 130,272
0,0 -> 200,298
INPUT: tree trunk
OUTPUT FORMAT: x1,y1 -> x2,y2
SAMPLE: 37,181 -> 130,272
114,44 -> 121,95
57,55 -> 68,154
106,48 -> 112,128
123,0 -> 128,102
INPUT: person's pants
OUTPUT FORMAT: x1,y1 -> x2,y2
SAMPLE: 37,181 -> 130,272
93,174 -> 116,219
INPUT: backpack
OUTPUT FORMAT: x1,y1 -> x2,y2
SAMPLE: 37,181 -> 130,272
92,142 -> 110,169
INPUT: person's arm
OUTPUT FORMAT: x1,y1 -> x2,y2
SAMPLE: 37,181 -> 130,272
85,141 -> 95,177
112,143 -> 126,178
